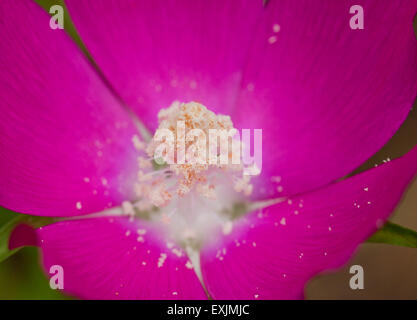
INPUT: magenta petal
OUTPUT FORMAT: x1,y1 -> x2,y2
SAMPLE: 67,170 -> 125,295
200,146 -> 417,300
0,1 -> 142,216
22,217 -> 207,299
234,0 -> 417,199
9,224 -> 37,250
64,0 -> 264,130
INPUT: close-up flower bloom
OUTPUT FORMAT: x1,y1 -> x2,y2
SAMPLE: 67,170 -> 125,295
0,0 -> 417,300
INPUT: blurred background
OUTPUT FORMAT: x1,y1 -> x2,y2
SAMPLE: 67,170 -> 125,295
0,0 -> 416,299
306,102 -> 417,299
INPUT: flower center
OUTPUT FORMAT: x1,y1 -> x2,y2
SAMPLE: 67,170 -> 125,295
127,101 -> 258,248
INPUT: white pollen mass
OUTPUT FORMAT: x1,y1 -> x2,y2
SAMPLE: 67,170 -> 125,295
126,101 -> 259,249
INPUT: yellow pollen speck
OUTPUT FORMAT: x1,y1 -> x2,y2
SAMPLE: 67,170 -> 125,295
222,221 -> 233,235
273,24 -> 281,33
172,248 -> 183,257
268,35 -> 277,44
158,253 -> 167,268
122,201 -> 135,216
76,201 -> 82,210
137,229 -> 147,235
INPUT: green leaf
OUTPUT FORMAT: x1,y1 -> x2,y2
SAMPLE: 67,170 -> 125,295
35,0 -> 94,61
0,214 -> 28,263
367,221 -> 417,248
0,210 -> 53,263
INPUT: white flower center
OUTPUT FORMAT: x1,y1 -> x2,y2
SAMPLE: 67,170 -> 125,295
127,101 -> 257,248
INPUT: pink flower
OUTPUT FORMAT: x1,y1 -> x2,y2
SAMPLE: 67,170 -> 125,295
1,0 -> 417,299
